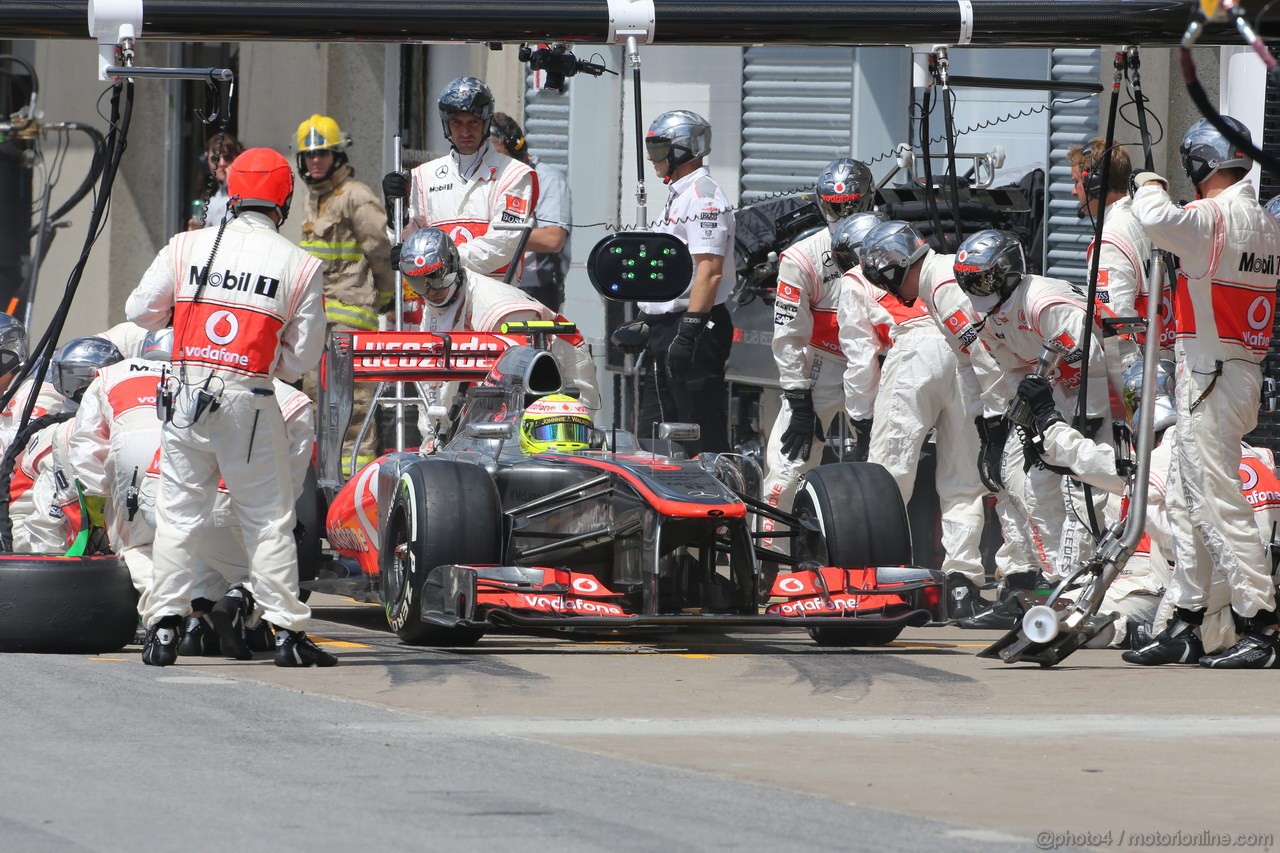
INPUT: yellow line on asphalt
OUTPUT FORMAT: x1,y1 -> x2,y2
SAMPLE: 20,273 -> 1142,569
310,637 -> 369,649
675,653 -> 715,659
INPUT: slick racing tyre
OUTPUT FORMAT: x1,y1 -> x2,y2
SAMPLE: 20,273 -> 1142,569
381,460 -> 501,646
0,556 -> 138,653
792,462 -> 912,648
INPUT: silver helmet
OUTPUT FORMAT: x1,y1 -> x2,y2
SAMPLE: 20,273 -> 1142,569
1180,116 -> 1253,186
399,227 -> 462,296
0,314 -> 27,377
954,229 -> 1026,301
438,76 -> 496,144
859,221 -> 930,298
140,327 -> 173,362
645,110 -> 712,172
53,337 -> 123,403
1264,194 -> 1280,223
816,158 -> 875,224
830,211 -> 888,273
1122,358 -> 1177,435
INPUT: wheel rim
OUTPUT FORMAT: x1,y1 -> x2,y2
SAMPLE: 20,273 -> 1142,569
385,509 -> 412,606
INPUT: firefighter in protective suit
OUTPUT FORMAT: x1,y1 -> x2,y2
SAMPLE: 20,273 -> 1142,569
759,159 -> 874,550
126,147 -> 334,668
295,114 -> 394,474
397,227 -> 599,443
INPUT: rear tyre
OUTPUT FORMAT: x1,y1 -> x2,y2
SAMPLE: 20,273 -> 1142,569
791,462 -> 912,648
0,556 -> 138,653
381,461 -> 501,646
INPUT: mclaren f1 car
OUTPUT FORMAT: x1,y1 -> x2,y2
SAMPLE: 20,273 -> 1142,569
310,232 -> 943,647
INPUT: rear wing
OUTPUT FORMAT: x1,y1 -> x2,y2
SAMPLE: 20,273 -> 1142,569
317,330 -> 529,487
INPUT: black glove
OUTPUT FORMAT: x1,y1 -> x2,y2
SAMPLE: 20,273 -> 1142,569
390,242 -> 403,271
666,311 -> 707,377
1015,374 -> 1064,434
780,389 -> 826,462
851,417 -> 873,462
382,170 -> 410,202
975,414 -> 1009,492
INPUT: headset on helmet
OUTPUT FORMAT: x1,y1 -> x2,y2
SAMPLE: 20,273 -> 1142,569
228,148 -> 295,222
398,227 -> 462,297
1122,358 -> 1177,435
954,229 -> 1027,302
141,327 -> 173,362
519,394 -> 594,455
645,110 -> 712,173
295,114 -> 351,183
816,158 -> 875,224
53,337 -> 123,403
1180,116 -> 1253,186
0,314 -> 27,376
439,76 -> 496,145
830,211 -> 888,273
491,112 -> 527,158
859,221 -> 930,299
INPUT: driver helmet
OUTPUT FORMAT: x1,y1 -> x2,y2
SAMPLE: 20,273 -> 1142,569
1122,359 -> 1177,435
954,229 -> 1026,308
0,314 -> 27,377
438,76 -> 496,144
815,158 -> 875,224
519,394 -> 594,455
1180,116 -> 1253,186
830,211 -> 888,273
398,227 -> 462,297
859,221 -> 929,299
53,336 -> 123,403
645,110 -> 712,173
140,327 -> 173,362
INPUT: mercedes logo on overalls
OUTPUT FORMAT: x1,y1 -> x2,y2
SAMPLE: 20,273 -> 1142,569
206,310 -> 239,345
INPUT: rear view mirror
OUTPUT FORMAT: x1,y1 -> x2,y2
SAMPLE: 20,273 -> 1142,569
587,232 -> 692,302
466,422 -> 515,440
658,422 -> 701,442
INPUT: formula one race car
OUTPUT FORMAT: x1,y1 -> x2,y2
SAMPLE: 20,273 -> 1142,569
311,233 -> 943,647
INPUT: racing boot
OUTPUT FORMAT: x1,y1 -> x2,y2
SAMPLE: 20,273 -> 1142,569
945,573 -> 988,622
209,585 -> 254,661
1126,618 -> 1154,651
956,572 -> 1039,630
141,615 -> 182,667
246,620 -> 276,653
178,599 -> 220,656
274,628 -> 338,668
1199,610 -> 1280,669
1121,608 -> 1204,665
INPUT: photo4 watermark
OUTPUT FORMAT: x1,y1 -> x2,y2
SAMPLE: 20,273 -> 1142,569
1036,830 -> 1274,850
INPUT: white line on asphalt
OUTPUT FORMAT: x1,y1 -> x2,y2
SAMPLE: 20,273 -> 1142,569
940,829 -> 1029,844
408,715 -> 1280,739
153,676 -> 235,685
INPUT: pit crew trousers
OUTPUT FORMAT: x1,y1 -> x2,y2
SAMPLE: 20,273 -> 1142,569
637,303 -> 734,455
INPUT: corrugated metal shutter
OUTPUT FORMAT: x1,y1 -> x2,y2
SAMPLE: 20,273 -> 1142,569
1043,48 -> 1100,287
741,46 -> 854,204
524,70 -> 570,170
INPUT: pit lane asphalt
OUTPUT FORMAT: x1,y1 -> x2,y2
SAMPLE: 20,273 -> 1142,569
5,595 -> 1278,853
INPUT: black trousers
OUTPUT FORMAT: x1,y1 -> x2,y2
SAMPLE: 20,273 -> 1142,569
637,303 -> 734,455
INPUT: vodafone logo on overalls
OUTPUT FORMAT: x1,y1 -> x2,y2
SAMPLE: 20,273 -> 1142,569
450,225 -> 474,244
206,310 -> 239,345
1248,295 -> 1273,331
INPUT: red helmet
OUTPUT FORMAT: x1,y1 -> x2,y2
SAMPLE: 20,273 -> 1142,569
227,147 -> 294,220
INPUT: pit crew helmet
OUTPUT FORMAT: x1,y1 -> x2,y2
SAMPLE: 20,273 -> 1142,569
140,327 -> 173,362
830,211 -> 888,273
295,114 -> 350,183
1122,358 -> 1177,435
439,76 -> 496,144
954,229 -> 1026,303
398,227 -> 462,298
1180,116 -> 1253,186
227,148 -> 294,222
519,394 -> 594,455
53,337 -> 123,403
1264,194 -> 1280,223
816,158 -> 875,224
0,314 -> 27,376
645,110 -> 712,173
859,221 -> 929,299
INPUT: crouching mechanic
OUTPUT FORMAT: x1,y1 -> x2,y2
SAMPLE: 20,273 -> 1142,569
125,146 -> 335,668
17,337 -> 125,553
396,226 -> 598,443
760,158 -> 875,548
68,329 -> 171,613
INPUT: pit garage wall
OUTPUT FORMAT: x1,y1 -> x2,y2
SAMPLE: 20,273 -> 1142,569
1246,42 -> 1280,452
